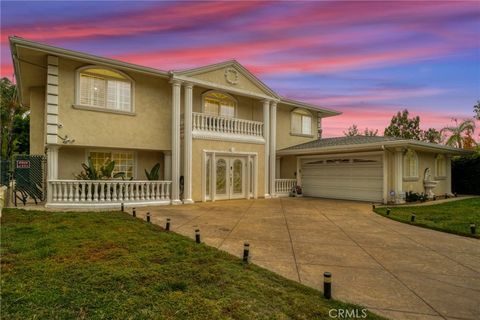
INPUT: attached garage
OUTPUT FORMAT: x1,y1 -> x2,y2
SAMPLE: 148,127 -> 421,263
301,154 -> 383,202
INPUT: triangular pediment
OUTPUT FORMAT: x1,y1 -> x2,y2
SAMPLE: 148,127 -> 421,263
173,60 -> 278,98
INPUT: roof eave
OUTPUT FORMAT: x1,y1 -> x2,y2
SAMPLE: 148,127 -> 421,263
279,98 -> 342,117
9,36 -> 170,79
278,140 -> 473,156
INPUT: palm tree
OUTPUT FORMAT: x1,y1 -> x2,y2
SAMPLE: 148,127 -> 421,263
441,119 -> 476,149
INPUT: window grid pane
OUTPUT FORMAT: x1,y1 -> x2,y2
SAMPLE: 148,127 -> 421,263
291,113 -> 302,134
302,115 -> 312,135
80,72 -> 131,111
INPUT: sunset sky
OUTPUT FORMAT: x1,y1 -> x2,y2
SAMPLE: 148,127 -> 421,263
1,1 -> 479,137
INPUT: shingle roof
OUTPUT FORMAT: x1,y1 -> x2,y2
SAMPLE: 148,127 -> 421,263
281,136 -> 406,151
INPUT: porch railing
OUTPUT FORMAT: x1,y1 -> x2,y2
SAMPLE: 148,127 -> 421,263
48,180 -> 171,207
275,179 -> 296,197
192,112 -> 264,137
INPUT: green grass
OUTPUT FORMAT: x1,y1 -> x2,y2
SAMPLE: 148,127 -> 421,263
1,209 -> 384,320
374,197 -> 480,239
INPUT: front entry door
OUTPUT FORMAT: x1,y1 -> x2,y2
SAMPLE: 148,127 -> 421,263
215,157 -> 246,200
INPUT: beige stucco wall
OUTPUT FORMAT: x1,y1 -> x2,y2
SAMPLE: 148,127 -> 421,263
280,155 -> 298,179
58,147 -> 164,180
192,67 -> 268,96
403,151 -> 449,195
276,103 -> 318,150
191,139 -> 265,202
29,86 -> 46,155
56,57 -> 172,150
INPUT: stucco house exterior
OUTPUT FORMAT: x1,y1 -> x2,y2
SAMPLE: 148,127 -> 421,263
9,37 -> 469,208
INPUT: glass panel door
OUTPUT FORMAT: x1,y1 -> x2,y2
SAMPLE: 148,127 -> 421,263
215,158 -> 228,200
231,158 -> 245,199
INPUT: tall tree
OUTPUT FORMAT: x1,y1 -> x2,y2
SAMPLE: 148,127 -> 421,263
474,100 -> 480,120
1,77 -> 29,159
421,128 -> 442,144
343,124 -> 360,136
441,119 -> 476,149
384,109 -> 422,140
363,128 -> 378,137
344,124 -> 378,137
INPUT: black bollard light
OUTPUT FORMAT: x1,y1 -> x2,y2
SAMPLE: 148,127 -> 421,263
454,192 -> 458,198
323,272 -> 332,299
121,202 -> 124,212
195,229 -> 201,243
166,218 -> 171,231
132,208 -> 136,217
433,195 -> 436,201
386,208 -> 391,215
243,242 -> 250,263
146,212 -> 151,223
470,223 -> 476,235
372,203 -> 376,210
411,213 -> 416,222
445,193 -> 448,199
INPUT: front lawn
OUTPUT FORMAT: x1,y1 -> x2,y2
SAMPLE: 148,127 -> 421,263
1,209 -> 384,319
374,197 -> 480,238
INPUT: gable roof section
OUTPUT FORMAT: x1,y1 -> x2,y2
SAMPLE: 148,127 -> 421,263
279,136 -> 472,155
172,60 -> 280,99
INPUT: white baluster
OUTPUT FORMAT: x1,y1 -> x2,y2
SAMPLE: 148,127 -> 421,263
68,182 -> 73,202
93,183 -> 98,202
112,182 -> 117,201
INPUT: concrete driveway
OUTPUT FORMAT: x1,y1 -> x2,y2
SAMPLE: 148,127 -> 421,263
138,198 -> 480,320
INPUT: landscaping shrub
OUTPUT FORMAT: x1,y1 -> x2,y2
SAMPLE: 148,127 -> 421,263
406,191 -> 428,202
452,153 -> 480,195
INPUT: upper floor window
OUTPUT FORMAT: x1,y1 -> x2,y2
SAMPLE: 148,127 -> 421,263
203,91 -> 236,118
291,108 -> 312,135
77,67 -> 133,112
435,154 -> 446,178
403,149 -> 418,179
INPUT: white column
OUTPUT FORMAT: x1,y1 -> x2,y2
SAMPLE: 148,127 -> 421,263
446,155 -> 452,195
171,80 -> 182,205
163,151 -> 172,180
296,157 -> 301,187
394,148 -> 405,204
382,151 -> 388,204
263,100 -> 270,198
183,83 -> 194,204
269,101 -> 277,197
46,145 -> 59,203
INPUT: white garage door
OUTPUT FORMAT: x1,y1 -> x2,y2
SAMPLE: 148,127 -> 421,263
301,155 -> 383,202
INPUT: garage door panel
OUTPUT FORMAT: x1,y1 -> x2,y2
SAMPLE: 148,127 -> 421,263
301,156 -> 383,202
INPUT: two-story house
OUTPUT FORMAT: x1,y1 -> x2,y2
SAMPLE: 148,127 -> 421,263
9,37 -> 468,208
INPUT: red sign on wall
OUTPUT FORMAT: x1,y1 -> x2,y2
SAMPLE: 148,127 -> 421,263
16,160 -> 31,169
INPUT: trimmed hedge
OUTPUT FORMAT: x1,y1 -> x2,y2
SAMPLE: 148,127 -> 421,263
452,155 -> 480,195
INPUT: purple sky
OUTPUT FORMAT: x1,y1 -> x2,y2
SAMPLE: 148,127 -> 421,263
1,1 -> 479,137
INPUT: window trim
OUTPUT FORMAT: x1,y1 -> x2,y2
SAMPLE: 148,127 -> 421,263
201,90 -> 238,118
85,148 -> 137,180
290,108 -> 313,137
74,65 -> 135,115
434,154 -> 447,180
403,149 -> 419,181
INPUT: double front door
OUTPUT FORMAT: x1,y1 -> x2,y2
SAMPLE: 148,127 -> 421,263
214,156 -> 246,200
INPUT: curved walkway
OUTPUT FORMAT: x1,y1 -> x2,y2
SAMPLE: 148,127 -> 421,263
139,198 -> 480,320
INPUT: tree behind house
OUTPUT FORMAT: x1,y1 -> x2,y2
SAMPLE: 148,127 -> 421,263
1,78 -> 29,159
384,109 -> 422,140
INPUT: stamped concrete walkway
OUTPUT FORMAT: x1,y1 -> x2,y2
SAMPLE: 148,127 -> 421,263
137,198 -> 480,320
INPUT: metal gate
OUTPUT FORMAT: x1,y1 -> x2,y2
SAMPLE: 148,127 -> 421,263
13,154 -> 46,205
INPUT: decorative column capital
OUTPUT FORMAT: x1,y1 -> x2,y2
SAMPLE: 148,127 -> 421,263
270,101 -> 277,108
184,82 -> 194,89
170,79 -> 183,86
262,99 -> 271,105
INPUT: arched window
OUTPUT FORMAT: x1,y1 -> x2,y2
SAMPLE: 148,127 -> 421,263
291,108 -> 312,135
203,91 -> 236,118
435,154 -> 446,178
76,66 -> 133,112
403,149 -> 418,179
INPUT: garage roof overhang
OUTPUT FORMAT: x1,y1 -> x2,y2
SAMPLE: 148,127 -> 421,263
277,139 -> 474,156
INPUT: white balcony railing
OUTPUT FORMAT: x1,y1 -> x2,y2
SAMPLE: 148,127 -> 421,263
275,179 -> 296,197
192,112 -> 264,142
47,180 -> 171,208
